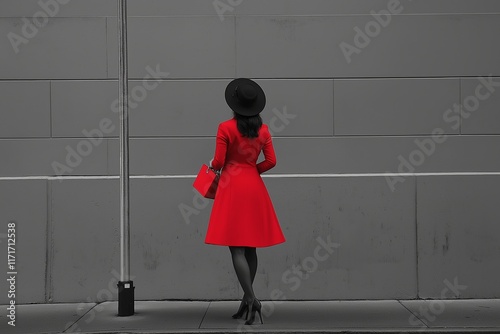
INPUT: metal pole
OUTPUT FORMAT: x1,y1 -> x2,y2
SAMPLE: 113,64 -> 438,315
117,0 -> 134,316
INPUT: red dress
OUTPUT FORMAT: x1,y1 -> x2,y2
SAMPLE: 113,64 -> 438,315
204,118 -> 286,247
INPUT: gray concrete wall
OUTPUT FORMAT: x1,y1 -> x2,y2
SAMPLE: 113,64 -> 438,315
0,0 -> 499,304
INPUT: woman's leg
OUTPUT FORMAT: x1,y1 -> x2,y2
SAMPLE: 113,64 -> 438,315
229,246 -> 255,300
245,247 -> 258,285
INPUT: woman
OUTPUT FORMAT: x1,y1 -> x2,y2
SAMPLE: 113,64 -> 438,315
205,78 -> 286,325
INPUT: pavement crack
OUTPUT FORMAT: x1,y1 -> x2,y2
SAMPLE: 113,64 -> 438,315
397,299 -> 429,329
198,301 -> 211,329
62,302 -> 101,333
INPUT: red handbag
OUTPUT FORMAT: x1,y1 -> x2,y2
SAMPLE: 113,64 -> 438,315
193,164 -> 220,199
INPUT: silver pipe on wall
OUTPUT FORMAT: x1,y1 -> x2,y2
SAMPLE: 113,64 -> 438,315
117,0 -> 134,316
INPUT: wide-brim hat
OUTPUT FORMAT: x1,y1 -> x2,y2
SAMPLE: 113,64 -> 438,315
225,78 -> 266,117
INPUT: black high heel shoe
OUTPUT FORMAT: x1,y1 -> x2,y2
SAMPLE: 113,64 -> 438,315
231,299 -> 249,319
245,298 -> 263,325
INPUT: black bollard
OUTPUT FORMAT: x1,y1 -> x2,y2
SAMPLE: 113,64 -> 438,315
117,281 -> 134,316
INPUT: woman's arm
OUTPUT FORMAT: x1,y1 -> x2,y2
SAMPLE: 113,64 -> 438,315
211,124 -> 228,171
256,130 -> 276,174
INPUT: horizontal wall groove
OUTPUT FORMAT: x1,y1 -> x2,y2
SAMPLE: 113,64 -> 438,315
2,134 -> 500,140
2,172 -> 500,181
0,76 -> 498,82
2,13 -> 500,19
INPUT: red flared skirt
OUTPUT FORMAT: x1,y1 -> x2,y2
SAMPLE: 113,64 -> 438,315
205,165 -> 285,247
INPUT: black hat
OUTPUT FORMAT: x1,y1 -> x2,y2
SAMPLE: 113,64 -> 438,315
225,78 -> 266,117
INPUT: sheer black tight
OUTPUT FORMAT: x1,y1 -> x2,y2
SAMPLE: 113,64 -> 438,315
229,246 -> 258,300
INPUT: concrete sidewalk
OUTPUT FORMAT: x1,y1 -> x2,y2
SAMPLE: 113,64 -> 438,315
2,299 -> 500,334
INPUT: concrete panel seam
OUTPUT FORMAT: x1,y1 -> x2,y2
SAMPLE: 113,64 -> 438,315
47,81 -> 51,138
2,172 -> 500,181
198,301 -> 211,329
415,176 -> 419,299
332,79 -> 335,136
1,76 -> 498,81
2,13 -> 496,18
44,179 -> 53,303
5,134 -> 500,139
233,16 -> 237,77
397,299 -> 428,328
105,17 -> 109,78
65,302 -> 100,333
106,139 -> 110,175
459,78 -> 463,135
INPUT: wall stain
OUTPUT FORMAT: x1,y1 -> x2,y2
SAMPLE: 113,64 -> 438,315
138,237 -> 162,271
442,234 -> 449,255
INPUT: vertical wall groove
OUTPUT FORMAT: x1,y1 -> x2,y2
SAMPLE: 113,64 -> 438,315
49,81 -> 53,138
44,180 -> 54,303
332,78 -> 335,136
415,176 -> 419,299
233,15 -> 237,77
105,17 -> 109,78
459,77 -> 463,135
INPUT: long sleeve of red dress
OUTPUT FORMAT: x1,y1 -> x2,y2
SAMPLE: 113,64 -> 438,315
211,124 -> 228,171
256,131 -> 277,174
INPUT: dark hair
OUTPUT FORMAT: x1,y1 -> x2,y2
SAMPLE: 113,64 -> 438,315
233,112 -> 262,138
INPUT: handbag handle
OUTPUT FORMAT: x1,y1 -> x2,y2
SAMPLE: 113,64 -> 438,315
206,166 -> 221,176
